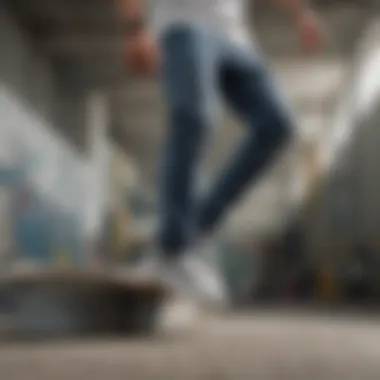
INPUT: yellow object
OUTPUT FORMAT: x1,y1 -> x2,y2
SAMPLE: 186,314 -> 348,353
107,146 -> 136,262
107,209 -> 132,261
317,263 -> 339,302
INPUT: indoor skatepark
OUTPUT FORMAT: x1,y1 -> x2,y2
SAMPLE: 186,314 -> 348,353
1,0 -> 380,379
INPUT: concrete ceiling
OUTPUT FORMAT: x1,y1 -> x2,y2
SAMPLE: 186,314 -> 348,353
8,0 -> 371,85
6,0 -> 376,238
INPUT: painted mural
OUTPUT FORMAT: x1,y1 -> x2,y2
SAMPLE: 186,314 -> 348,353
0,145 -> 85,268
0,89 -> 89,269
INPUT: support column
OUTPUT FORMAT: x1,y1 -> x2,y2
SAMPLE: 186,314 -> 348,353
82,92 -> 110,265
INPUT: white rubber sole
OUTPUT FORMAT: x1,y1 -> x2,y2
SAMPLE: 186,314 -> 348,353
155,295 -> 207,338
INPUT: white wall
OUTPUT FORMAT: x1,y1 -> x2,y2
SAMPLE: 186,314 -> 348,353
0,87 -> 86,213
303,17 -> 380,255
356,20 -> 380,117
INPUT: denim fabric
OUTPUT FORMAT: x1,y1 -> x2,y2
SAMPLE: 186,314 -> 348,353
157,24 -> 293,256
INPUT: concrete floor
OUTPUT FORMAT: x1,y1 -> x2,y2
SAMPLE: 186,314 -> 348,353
1,312 -> 380,380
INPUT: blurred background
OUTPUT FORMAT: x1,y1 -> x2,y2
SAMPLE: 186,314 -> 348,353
1,0 -> 380,377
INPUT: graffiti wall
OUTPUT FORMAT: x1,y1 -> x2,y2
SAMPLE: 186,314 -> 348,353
0,88 -> 93,268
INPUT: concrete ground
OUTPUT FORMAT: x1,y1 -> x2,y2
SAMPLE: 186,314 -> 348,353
1,311 -> 380,380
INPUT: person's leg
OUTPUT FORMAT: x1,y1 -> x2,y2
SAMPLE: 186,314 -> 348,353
196,43 -> 294,234
157,24 -> 219,257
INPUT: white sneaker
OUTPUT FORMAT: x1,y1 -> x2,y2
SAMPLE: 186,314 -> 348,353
164,239 -> 228,310
132,241 -> 228,309
158,295 -> 200,334
155,249 -> 228,333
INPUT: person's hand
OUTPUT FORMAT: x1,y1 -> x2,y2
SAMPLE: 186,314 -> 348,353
296,10 -> 324,53
124,31 -> 158,76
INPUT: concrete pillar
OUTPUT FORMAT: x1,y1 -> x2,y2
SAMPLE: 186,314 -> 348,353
82,92 -> 110,264
353,17 -> 380,250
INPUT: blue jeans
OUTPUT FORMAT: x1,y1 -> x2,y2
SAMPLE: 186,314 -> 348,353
157,24 -> 293,256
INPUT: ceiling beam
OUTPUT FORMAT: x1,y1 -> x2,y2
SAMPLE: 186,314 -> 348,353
40,33 -> 357,56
